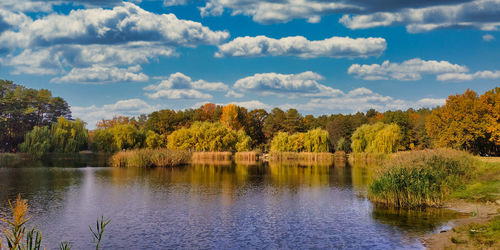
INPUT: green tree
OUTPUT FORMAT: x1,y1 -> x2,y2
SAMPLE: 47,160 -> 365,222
351,122 -> 401,153
19,126 -> 51,158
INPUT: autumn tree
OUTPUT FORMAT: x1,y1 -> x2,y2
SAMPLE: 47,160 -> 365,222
426,89 -> 494,154
220,104 -> 242,130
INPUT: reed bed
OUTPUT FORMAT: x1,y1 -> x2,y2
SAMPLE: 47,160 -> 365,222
368,149 -> 479,208
111,149 -> 191,168
235,151 -> 259,165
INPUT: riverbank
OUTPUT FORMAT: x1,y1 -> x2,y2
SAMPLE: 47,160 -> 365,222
422,156 -> 500,249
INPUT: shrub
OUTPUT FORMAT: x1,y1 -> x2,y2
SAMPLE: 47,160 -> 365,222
369,149 -> 477,208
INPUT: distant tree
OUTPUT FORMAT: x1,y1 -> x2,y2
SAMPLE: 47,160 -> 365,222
167,122 -> 251,152
20,117 -> 88,157
221,104 -> 242,130
19,126 -> 51,158
481,87 -> 500,147
50,117 -> 88,153
351,122 -> 401,154
0,80 -> 72,152
263,108 -> 286,140
426,89 -> 493,154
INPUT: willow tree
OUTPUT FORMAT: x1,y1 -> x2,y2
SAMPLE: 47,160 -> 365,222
20,117 -> 88,157
351,122 -> 401,154
167,122 -> 251,152
51,117 -> 88,153
270,128 -> 330,153
19,126 -> 51,158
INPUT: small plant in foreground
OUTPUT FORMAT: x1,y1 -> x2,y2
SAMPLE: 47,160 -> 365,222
90,216 -> 111,250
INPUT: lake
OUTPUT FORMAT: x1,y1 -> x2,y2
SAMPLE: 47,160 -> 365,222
0,156 -> 462,249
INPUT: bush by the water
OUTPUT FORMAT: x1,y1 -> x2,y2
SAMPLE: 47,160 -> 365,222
369,149 -> 478,208
111,149 -> 191,168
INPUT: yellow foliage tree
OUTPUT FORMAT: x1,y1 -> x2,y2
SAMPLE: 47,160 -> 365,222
426,89 -> 491,153
221,104 -> 242,130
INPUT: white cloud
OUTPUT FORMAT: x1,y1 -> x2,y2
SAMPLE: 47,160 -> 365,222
144,72 -> 228,99
146,89 -> 213,99
340,0 -> 500,33
0,2 -> 229,49
437,70 -> 500,81
164,0 -> 187,7
215,35 -> 386,58
0,2 -> 228,77
348,58 -> 469,81
282,87 -> 446,114
199,0 -> 360,24
483,34 -> 495,41
233,71 -> 342,97
225,90 -> 244,98
72,98 -> 160,129
50,65 -> 149,83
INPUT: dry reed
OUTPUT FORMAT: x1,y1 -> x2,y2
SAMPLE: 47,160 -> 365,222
110,149 -> 191,168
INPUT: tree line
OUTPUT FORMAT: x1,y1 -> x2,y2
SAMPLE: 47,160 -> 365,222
1,79 -> 498,156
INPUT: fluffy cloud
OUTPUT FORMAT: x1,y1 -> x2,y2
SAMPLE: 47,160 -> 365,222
50,65 -> 149,83
174,0 -> 500,32
0,2 -> 228,49
340,0 -> 500,33
437,70 -> 500,81
225,90 -> 244,98
233,71 -> 342,97
144,72 -> 229,99
282,87 -> 445,114
215,35 -> 386,58
199,0 -> 359,24
483,34 -> 495,41
72,98 -> 160,129
348,58 -> 468,80
0,2 -> 228,78
2,43 -> 176,76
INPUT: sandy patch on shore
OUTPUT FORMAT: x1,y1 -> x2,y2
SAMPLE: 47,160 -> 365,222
421,200 -> 499,249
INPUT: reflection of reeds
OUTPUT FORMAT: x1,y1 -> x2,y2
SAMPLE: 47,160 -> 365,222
235,152 -> 258,165
348,152 -> 389,166
111,149 -> 191,168
269,152 -> 333,167
191,152 -> 232,165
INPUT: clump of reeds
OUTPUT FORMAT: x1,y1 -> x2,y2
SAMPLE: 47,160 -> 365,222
191,152 -> 232,164
110,149 -> 191,168
368,149 -> 478,208
269,152 -> 333,166
235,151 -> 259,165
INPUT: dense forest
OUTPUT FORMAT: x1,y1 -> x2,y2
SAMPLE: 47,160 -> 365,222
1,80 -> 498,156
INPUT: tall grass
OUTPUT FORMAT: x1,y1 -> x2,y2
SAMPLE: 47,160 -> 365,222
235,151 -> 259,165
369,149 -> 478,208
111,149 -> 191,168
191,152 -> 232,165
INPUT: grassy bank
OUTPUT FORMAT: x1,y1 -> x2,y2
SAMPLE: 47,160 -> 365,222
235,151 -> 259,165
111,149 -> 191,168
450,215 -> 500,248
368,149 -> 480,208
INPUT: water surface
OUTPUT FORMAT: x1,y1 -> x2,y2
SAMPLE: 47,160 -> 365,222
0,157 -> 461,249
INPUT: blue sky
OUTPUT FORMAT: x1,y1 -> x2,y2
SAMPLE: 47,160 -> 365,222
0,0 -> 499,128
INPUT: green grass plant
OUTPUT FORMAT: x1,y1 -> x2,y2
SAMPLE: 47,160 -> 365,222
369,149 -> 478,208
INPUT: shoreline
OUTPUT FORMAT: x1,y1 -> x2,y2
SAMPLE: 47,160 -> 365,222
421,200 -> 500,249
